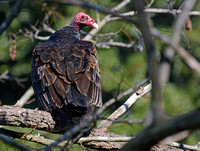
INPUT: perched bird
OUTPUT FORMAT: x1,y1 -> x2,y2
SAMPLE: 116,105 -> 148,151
31,12 -> 102,124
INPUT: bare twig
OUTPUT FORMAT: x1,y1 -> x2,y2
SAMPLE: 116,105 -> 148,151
97,83 -> 152,133
0,0 -> 23,36
15,86 -> 34,107
145,0 -> 155,8
161,130 -> 191,143
121,8 -> 200,16
78,136 -> 133,143
0,70 -> 27,87
151,28 -> 200,77
146,8 -> 200,16
33,30 -> 50,41
0,127 -> 130,149
42,23 -> 55,33
113,119 -> 144,124
0,128 -> 66,147
114,78 -> 149,101
0,133 -> 30,151
166,0 -> 177,17
82,24 -> 142,50
166,142 -> 200,151
80,23 -> 127,37
30,25 -> 52,41
96,40 -> 136,49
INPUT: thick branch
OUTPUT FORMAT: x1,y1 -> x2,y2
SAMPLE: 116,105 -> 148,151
133,0 -> 165,127
0,105 -> 72,133
1,105 -> 200,150
122,108 -> 200,151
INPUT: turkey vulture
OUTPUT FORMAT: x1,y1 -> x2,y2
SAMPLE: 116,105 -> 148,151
31,12 -> 102,124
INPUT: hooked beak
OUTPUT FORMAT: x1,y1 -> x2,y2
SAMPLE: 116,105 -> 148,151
88,19 -> 98,29
92,23 -> 98,29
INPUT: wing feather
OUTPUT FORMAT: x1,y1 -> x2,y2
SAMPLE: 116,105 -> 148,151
71,41 -> 102,107
31,39 -> 102,116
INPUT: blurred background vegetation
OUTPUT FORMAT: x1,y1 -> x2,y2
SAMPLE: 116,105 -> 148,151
0,0 -> 200,150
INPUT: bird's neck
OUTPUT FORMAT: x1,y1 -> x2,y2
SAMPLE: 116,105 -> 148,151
48,26 -> 81,42
70,19 -> 80,31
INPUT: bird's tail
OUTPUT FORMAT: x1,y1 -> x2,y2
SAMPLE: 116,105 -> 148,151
52,103 -> 91,125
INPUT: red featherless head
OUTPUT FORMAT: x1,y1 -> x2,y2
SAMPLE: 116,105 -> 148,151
70,12 -> 98,31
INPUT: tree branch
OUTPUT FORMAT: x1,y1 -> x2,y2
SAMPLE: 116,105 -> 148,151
0,128 -> 66,147
1,116 -> 200,150
41,92 -> 122,150
41,79 -> 149,150
166,142 -> 200,151
122,108 -> 200,151
97,83 -> 152,133
15,86 -> 34,107
0,132 -> 30,151
133,0 -> 165,127
0,0 -> 24,36
48,0 -> 137,38
0,105 -> 72,133
83,0 -> 131,41
0,78 -> 149,149
158,0 -> 197,87
0,127 -> 129,150
96,40 -> 137,49
0,70 -> 27,87
151,28 -> 200,77
145,8 -> 200,16
122,0 -> 198,150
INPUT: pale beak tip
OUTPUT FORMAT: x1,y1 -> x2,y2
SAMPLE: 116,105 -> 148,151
93,23 -> 98,29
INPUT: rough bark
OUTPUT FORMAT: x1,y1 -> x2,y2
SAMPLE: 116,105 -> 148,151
0,105 -> 72,133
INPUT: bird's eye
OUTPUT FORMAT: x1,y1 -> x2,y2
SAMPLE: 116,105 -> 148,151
81,16 -> 85,19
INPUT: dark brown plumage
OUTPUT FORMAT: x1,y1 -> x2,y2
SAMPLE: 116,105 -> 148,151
31,12 -> 102,124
